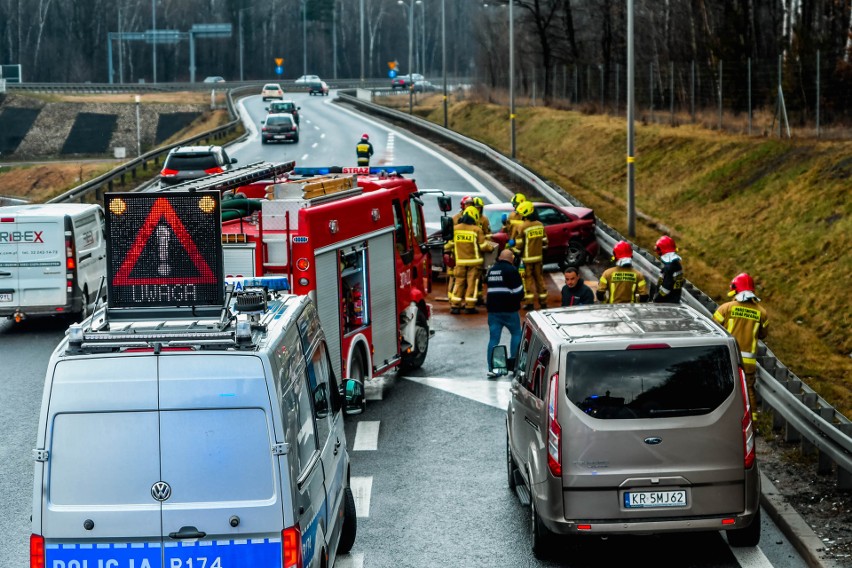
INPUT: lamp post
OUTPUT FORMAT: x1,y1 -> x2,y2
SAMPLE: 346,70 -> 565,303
398,0 -> 421,115
627,0 -> 635,236
151,0 -> 157,83
442,0 -> 447,128
238,7 -> 253,81
360,0 -> 365,82
301,0 -> 308,76
509,0 -> 515,158
135,95 -> 142,157
419,0 -> 426,77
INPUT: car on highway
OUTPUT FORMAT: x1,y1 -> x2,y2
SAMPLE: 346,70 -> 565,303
391,73 -> 424,90
500,303 -> 762,558
308,80 -> 329,96
260,82 -> 284,101
295,74 -> 321,84
203,75 -> 226,83
265,99 -> 300,124
483,201 -> 598,268
261,113 -> 299,144
412,79 -> 438,92
158,145 -> 238,187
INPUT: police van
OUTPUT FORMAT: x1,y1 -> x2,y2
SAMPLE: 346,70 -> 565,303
31,192 -> 364,568
0,203 -> 106,322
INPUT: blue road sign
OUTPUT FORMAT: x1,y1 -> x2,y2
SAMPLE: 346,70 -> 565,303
389,69 -> 397,79
275,66 -> 284,75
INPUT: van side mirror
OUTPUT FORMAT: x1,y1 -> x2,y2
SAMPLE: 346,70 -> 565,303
231,158 -> 238,164
437,195 -> 452,213
343,379 -> 365,415
440,216 -> 454,242
490,345 -> 509,376
264,107 -> 269,111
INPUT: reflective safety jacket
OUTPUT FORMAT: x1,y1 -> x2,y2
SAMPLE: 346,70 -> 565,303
444,221 -> 493,266
511,219 -> 547,264
356,140 -> 374,165
713,300 -> 769,371
597,265 -> 648,303
452,210 -> 491,237
653,252 -> 684,303
505,211 -> 525,238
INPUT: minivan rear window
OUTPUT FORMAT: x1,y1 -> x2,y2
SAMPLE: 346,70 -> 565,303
165,153 -> 219,170
566,345 -> 734,419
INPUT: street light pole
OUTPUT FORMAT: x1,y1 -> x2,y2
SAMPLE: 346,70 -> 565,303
151,0 -> 157,83
419,1 -> 425,77
135,95 -> 142,157
398,0 -> 418,115
509,0 -> 515,158
442,0 -> 447,128
301,0 -> 308,76
627,0 -> 635,236
239,9 -> 245,81
360,0 -> 365,82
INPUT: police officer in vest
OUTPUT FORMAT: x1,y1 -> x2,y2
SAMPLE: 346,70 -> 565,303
356,133 -> 374,166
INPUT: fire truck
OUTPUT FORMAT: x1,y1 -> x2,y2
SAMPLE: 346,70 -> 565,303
161,162 -> 452,384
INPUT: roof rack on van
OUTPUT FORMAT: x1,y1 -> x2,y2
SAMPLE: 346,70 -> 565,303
159,161 -> 295,194
65,283 -> 291,355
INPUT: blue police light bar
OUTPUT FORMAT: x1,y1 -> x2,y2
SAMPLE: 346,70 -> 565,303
225,276 -> 290,292
292,165 -> 415,176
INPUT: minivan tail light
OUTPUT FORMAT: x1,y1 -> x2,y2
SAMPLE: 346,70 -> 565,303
546,372 -> 562,477
204,166 -> 224,175
626,343 -> 670,350
282,525 -> 302,568
739,367 -> 756,469
160,168 -> 179,177
65,233 -> 76,292
30,534 -> 45,568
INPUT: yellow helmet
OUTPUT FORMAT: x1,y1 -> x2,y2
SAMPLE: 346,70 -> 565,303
472,196 -> 485,209
511,193 -> 526,208
463,205 -> 480,224
516,201 -> 534,218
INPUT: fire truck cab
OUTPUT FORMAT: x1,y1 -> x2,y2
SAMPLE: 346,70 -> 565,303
164,163 -> 439,384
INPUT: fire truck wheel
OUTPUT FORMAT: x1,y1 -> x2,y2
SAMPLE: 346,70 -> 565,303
349,349 -> 367,383
401,310 -> 429,370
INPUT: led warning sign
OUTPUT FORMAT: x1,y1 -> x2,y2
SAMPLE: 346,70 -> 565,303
105,192 -> 224,308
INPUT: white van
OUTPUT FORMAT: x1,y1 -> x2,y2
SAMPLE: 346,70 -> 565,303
31,286 -> 364,567
0,203 -> 106,322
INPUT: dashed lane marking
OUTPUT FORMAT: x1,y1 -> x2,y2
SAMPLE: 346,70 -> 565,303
730,544 -> 775,567
350,476 -> 372,518
402,375 -> 512,410
353,421 -> 380,451
301,154 -> 309,161
312,142 -> 318,148
334,553 -> 365,568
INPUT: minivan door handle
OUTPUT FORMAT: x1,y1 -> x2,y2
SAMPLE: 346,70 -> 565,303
168,526 -> 207,540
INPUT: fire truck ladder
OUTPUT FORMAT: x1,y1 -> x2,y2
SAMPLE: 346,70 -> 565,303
157,161 -> 296,194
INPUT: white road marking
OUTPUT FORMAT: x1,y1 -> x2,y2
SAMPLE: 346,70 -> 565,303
350,476 -> 373,518
383,132 -> 395,164
366,374 -> 395,400
402,375 -> 511,410
321,133 -> 326,139
729,544 -> 775,568
312,142 -> 318,148
353,421 -> 380,451
301,154 -> 309,161
331,103 -> 501,203
314,125 -> 320,130
334,553 -> 365,568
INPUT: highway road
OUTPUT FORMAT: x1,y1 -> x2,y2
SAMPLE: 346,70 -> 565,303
0,89 -> 812,568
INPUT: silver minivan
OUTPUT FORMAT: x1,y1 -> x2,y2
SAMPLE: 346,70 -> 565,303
501,304 -> 760,557
31,289 -> 364,567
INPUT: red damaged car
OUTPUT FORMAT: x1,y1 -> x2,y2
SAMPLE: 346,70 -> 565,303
482,202 -> 598,268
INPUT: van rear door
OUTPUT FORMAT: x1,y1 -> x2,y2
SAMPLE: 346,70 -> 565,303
0,215 -> 18,307
158,355 -> 284,566
40,357 -> 163,567
16,216 -> 66,307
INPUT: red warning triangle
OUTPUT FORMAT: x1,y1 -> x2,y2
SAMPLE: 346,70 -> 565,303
113,197 -> 216,286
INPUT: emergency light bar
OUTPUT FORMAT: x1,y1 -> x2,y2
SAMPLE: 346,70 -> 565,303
226,276 -> 290,292
292,165 -> 415,176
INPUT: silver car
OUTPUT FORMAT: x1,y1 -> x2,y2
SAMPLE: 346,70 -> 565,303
502,303 -> 761,557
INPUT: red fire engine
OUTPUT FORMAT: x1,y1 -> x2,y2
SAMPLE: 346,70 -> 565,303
163,162 -> 448,383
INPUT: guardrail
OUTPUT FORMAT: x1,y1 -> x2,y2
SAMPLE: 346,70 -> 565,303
46,84 -> 258,204
336,89 -> 852,490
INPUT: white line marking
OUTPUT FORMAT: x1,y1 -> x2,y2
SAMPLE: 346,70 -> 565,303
320,133 -> 326,139
729,544 -> 775,568
353,421 -> 380,451
301,154 -> 309,161
312,142 -> 318,148
402,375 -> 511,410
331,103 -> 501,202
350,477 -> 372,518
334,553 -> 365,568
314,125 -> 320,130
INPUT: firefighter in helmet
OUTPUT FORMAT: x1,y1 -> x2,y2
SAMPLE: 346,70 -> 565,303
596,240 -> 649,304
713,272 -> 769,417
502,193 -> 527,235
356,133 -> 374,166
452,195 -> 475,225
471,196 -> 491,238
652,235 -> 684,303
444,205 -> 494,314
510,201 -> 548,310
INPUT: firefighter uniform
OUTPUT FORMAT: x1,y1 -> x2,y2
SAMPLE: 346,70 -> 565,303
356,138 -> 374,166
713,296 -> 769,412
511,217 -> 548,309
597,266 -> 648,303
445,217 -> 493,312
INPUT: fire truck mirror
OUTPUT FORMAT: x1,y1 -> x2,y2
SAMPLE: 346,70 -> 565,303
437,195 -> 452,213
440,216 -> 454,242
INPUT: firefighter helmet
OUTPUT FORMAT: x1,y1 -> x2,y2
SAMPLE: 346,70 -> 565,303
612,240 -> 633,261
460,195 -> 474,209
655,235 -> 677,255
361,133 -> 369,140
472,196 -> 485,209
511,193 -> 526,208
516,201 -> 535,218
463,205 -> 480,224
729,272 -> 755,296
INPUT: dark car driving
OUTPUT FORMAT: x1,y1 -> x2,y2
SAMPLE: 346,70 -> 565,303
483,202 -> 598,268
261,113 -> 299,144
158,145 -> 238,187
265,100 -> 300,124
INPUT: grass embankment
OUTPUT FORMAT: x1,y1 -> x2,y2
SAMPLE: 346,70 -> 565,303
407,95 -> 851,419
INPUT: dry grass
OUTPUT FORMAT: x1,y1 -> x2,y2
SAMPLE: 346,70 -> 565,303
413,97 -> 852,419
0,163 -> 117,202
29,91 -> 228,105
